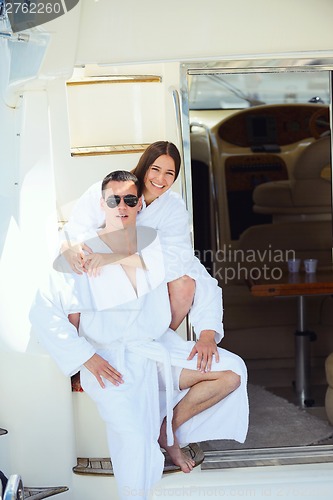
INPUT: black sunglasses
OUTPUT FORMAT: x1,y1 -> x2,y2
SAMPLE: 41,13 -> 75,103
106,194 -> 139,208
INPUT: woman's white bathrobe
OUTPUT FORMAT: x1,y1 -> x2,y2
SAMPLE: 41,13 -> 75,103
31,229 -> 248,500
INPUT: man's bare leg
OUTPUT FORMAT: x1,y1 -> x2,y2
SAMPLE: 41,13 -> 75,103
158,417 -> 196,472
68,312 -> 80,330
159,368 -> 241,472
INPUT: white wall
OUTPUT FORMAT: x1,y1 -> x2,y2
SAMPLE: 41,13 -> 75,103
75,0 -> 333,65
49,62 -> 182,220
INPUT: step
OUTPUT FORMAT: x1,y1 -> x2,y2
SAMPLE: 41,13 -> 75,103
73,443 -> 204,476
24,485 -> 68,499
1,473 -> 68,500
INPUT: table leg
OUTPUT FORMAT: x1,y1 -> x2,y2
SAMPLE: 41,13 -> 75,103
294,296 -> 315,407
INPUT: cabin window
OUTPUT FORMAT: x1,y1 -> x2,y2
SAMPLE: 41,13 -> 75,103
189,72 -> 330,110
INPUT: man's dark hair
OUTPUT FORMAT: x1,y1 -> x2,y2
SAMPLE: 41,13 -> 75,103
101,170 -> 141,197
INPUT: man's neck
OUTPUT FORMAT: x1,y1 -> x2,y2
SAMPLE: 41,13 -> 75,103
98,225 -> 137,255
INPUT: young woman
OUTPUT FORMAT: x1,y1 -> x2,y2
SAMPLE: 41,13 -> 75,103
61,141 -> 224,372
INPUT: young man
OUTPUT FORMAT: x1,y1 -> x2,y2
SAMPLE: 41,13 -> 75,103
30,171 -> 248,500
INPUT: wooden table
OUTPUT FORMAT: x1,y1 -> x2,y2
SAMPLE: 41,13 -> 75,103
247,270 -> 333,407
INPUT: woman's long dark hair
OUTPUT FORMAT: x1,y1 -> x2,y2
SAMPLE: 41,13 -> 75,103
132,141 -> 181,192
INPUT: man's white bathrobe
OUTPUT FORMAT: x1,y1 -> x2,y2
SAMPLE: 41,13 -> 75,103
62,185 -> 223,339
31,228 -> 248,500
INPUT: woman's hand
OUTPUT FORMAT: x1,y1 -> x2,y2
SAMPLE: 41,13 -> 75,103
82,252 -> 108,277
84,353 -> 124,389
82,252 -> 146,277
187,330 -> 219,372
61,241 -> 93,274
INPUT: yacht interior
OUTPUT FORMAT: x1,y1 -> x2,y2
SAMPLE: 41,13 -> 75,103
189,71 -> 333,414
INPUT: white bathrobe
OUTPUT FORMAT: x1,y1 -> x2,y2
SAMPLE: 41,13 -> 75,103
61,185 -> 224,341
31,229 -> 248,500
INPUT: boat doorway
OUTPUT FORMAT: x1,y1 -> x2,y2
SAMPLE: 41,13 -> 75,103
180,57 -> 333,465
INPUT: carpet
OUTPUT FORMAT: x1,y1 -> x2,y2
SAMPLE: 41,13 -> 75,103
201,383 -> 333,451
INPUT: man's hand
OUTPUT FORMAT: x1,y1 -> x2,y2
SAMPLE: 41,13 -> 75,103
61,241 -> 93,274
84,353 -> 124,388
187,330 -> 219,372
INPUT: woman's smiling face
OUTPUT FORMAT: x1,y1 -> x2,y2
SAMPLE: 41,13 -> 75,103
143,154 -> 176,204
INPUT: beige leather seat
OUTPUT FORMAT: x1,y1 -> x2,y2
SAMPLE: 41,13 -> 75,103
253,135 -> 332,215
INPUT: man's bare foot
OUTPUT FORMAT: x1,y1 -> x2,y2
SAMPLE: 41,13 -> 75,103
158,418 -> 195,473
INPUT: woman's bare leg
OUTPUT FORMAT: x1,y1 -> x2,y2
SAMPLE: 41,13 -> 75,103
168,276 -> 195,330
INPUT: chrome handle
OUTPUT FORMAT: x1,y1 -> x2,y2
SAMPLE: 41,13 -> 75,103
190,122 -> 220,252
170,87 -> 196,341
3,475 -> 24,500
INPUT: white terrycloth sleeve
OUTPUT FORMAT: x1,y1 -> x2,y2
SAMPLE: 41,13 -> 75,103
29,273 -> 96,377
148,193 -> 224,341
59,181 -> 103,244
153,195 -> 194,281
187,257 -> 224,343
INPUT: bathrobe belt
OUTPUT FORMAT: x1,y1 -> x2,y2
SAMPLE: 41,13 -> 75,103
90,337 -> 174,446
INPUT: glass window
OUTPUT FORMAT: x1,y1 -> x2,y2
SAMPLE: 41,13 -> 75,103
189,72 -> 330,110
